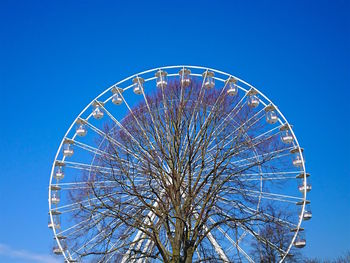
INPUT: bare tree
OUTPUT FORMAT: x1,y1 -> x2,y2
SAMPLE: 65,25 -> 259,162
250,205 -> 302,263
305,251 -> 350,263
67,80 -> 298,262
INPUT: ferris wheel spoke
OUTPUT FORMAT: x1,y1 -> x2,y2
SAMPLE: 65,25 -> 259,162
55,191 -> 118,211
200,79 -> 228,128
137,237 -> 154,263
180,96 -> 254,178
191,134 -> 289,178
216,197 -> 298,228
241,176 -> 297,182
102,229 -> 134,263
64,164 -> 146,183
240,222 -> 288,255
139,80 -> 164,147
60,185 -> 120,191
57,209 -> 110,236
82,222 -> 129,261
69,139 -> 116,159
253,123 -> 282,141
209,90 -> 248,138
70,218 -> 121,257
187,160 -> 262,186
227,187 -> 303,201
203,145 -> 293,172
58,180 -> 157,191
213,187 -> 301,207
57,177 -> 154,189
195,247 -> 202,262
80,121 -> 157,169
59,200 -> 114,214
206,103 -> 262,153
233,138 -> 294,163
242,193 -> 299,204
187,78 -> 229,153
206,107 -> 266,154
185,71 -> 207,136
226,171 -> 299,182
190,204 -> 230,262
242,205 -> 297,228
99,98 -> 172,174
64,160 -> 154,180
214,204 -> 289,255
230,148 -> 294,166
58,181 -> 121,190
60,193 -> 145,218
158,83 -> 174,160
87,224 -> 136,263
194,113 -> 270,168
82,119 -> 131,152
64,161 -> 114,173
63,206 -> 144,242
178,74 -> 209,161
204,226 -> 230,262
116,90 -> 159,152
58,180 -> 125,186
239,171 -> 301,176
97,103 -> 157,160
207,217 -> 255,263
216,110 -> 266,152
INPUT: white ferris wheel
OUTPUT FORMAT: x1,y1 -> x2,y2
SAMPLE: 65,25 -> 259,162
48,65 -> 312,262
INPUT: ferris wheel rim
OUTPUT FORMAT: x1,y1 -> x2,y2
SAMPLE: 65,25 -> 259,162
48,65 -> 308,262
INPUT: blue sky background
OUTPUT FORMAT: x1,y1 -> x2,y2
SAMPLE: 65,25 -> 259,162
0,0 -> 349,262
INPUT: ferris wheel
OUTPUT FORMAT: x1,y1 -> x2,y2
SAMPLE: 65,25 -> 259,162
48,65 -> 312,262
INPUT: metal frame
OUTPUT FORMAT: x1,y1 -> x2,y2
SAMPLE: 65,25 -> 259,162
48,65 -> 309,262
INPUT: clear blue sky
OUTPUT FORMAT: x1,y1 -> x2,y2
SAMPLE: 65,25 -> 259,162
0,0 -> 349,262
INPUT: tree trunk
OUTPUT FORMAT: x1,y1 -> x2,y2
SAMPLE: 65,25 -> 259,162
184,247 -> 194,263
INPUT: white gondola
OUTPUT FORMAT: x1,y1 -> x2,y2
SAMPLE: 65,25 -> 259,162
298,183 -> 312,193
53,246 -> 62,255
155,70 -> 168,88
53,238 -> 67,255
297,173 -> 312,192
280,124 -> 293,144
247,89 -> 259,108
226,77 -> 238,96
290,147 -> 304,167
179,68 -> 191,87
133,76 -> 144,95
51,189 -> 60,204
111,87 -> 123,105
76,119 -> 87,137
293,229 -> 306,248
303,210 -> 312,220
92,101 -> 104,119
299,202 -> 313,220
48,210 -> 61,229
294,238 -> 306,248
265,105 -> 278,124
65,259 -> 78,263
54,161 -> 65,180
57,235 -> 67,241
63,139 -> 74,157
203,71 -> 215,89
